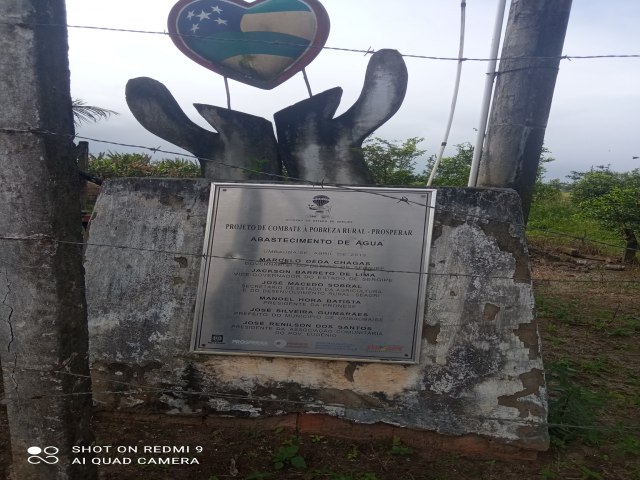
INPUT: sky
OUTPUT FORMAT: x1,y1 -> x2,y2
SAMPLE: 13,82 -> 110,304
66,0 -> 640,181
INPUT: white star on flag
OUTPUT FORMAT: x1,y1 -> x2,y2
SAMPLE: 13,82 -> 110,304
197,10 -> 211,21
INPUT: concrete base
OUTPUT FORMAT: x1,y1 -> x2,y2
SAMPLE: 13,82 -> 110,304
84,179 -> 548,453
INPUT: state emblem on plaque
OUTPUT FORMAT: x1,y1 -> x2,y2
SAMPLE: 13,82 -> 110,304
308,195 -> 331,218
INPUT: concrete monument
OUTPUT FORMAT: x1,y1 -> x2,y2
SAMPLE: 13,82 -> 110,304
83,0 -> 548,459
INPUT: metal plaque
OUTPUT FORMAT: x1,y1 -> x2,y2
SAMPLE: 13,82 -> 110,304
192,183 -> 437,363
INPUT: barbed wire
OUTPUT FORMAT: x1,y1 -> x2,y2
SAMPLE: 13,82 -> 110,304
1,129 -> 638,263
1,127 -> 438,210
0,18 -> 639,63
6,390 -> 640,433
527,227 -> 640,253
0,127 -> 543,251
4,126 -> 640,257
1,235 -> 638,284
5,18 -> 640,64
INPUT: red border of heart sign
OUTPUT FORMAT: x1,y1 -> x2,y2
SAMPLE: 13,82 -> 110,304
168,0 -> 330,90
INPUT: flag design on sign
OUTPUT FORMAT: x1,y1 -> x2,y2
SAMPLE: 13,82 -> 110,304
168,0 -> 330,89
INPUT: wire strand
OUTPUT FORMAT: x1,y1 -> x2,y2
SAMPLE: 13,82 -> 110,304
1,127 -> 638,255
0,18 -> 638,63
1,236 -> 638,284
2,368 -> 640,433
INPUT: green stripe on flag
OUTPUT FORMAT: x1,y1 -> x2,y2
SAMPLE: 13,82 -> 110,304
189,31 -> 310,62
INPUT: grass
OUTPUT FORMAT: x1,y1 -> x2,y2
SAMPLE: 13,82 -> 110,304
546,360 -> 604,448
527,192 -> 626,258
272,436 -> 306,471
200,433 -> 417,479
534,267 -> 640,480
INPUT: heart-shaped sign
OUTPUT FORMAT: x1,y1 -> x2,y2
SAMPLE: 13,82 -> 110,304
168,0 -> 330,90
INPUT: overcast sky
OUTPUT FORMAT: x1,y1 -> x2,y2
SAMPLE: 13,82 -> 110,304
66,0 -> 640,180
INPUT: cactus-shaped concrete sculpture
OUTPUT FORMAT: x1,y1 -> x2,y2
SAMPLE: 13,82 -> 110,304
126,78 -> 280,181
126,49 -> 408,185
275,49 -> 408,184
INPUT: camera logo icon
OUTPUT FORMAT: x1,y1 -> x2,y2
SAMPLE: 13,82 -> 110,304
27,446 -> 59,465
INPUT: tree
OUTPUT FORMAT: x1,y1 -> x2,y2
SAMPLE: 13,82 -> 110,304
571,167 -> 640,263
72,98 -> 118,126
363,138 -> 557,195
532,148 -> 562,203
361,137 -> 425,185
424,143 -> 473,187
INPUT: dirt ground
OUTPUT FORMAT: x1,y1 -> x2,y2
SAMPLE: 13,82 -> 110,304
1,243 -> 639,479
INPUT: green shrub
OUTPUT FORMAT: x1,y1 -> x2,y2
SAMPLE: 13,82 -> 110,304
527,192 -> 625,256
88,152 -> 201,179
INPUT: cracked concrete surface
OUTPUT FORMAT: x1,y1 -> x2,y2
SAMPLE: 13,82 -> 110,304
0,270 -> 18,391
85,180 -> 548,451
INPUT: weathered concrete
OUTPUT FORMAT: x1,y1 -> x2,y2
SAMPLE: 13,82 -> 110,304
126,77 -> 281,181
274,49 -> 408,184
0,1 -> 96,478
85,179 -> 548,452
477,0 -> 572,221
125,49 -> 407,185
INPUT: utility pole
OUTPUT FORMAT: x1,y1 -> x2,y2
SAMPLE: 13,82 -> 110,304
476,0 -> 572,222
0,1 -> 97,479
